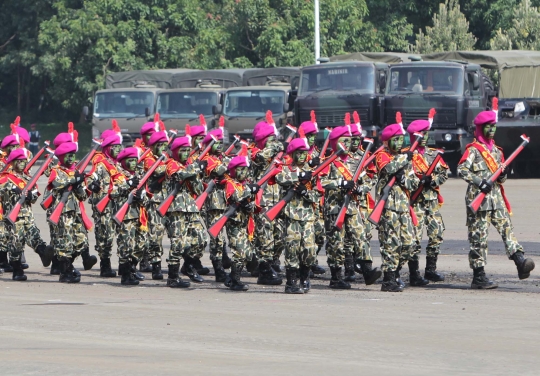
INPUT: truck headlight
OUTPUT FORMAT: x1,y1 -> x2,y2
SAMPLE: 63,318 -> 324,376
444,134 -> 452,142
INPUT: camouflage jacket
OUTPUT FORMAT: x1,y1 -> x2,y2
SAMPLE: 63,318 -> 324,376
143,152 -> 167,203
164,159 -> 203,213
375,149 -> 420,213
458,140 -> 507,211
275,164 -> 318,221
251,141 -> 284,207
410,148 -> 449,202
115,167 -> 148,221
201,153 -> 230,211
47,166 -> 88,214
351,148 -> 378,209
0,171 -> 38,219
87,153 -> 129,211
320,157 -> 360,216
223,176 -> 254,223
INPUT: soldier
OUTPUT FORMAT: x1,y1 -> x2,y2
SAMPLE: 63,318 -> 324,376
374,123 -> 421,292
458,110 -> 535,289
406,118 -> 448,282
163,134 -> 208,286
47,140 -> 89,283
275,136 -> 318,294
222,146 -> 260,291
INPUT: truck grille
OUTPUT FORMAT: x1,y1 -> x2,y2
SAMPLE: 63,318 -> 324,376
386,110 -> 456,129
299,109 -> 369,127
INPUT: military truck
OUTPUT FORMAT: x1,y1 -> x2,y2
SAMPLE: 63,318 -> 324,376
422,50 -> 540,177
294,53 -> 406,142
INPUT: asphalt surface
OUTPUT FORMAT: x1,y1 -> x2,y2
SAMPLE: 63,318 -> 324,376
1,178 -> 539,375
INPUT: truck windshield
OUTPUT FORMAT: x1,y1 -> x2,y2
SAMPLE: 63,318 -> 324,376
388,66 -> 464,95
94,91 -> 154,118
298,66 -> 375,95
157,92 -> 218,118
223,90 -> 285,117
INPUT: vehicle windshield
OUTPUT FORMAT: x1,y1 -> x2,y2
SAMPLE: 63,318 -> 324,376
298,66 -> 375,95
94,91 -> 154,118
157,92 -> 218,118
223,90 -> 285,117
387,66 -> 464,95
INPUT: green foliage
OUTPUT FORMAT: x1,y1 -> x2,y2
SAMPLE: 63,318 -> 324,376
490,0 -> 540,50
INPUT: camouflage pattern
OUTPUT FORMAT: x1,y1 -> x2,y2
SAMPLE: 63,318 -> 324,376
251,140 -> 284,207
143,152 -> 167,263
48,166 -> 88,214
284,218 -> 317,269
275,164 -> 319,221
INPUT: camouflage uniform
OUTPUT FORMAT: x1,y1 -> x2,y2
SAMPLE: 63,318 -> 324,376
375,150 -> 420,272
143,152 -> 167,263
0,154 -> 9,259
457,142 -> 522,269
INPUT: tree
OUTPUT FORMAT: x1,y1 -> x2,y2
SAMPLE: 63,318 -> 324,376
490,0 -> 540,50
410,0 -> 477,53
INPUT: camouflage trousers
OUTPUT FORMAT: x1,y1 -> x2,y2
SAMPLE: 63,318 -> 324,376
325,212 -> 364,268
314,216 -> 325,248
5,214 -> 47,262
92,207 -> 116,259
52,211 -> 88,259
255,212 -> 285,262
466,208 -> 522,269
205,209 -> 226,261
148,202 -> 166,263
0,221 -> 8,253
116,219 -> 148,265
378,209 -> 417,272
343,206 -> 373,261
165,211 -> 208,266
284,218 -> 317,269
412,199 -> 445,259
226,219 -> 254,267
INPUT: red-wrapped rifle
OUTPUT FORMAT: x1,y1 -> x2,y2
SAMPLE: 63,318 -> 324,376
409,150 -> 443,205
224,134 -> 241,156
23,141 -> 50,174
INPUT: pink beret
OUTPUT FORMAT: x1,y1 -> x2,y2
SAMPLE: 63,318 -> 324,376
148,131 -> 168,146
190,125 -> 207,137
381,124 -> 405,142
140,121 -> 159,136
55,142 -> 78,156
6,148 -> 29,163
117,147 -> 139,161
228,155 -> 250,172
299,121 -> 318,135
101,134 -> 122,148
253,121 -> 267,139
13,127 -> 30,143
1,135 -> 19,148
286,138 -> 309,154
474,111 -> 497,126
203,128 -> 223,145
53,133 -> 73,147
407,119 -> 430,134
254,124 -> 275,143
349,123 -> 362,137
170,136 -> 191,151
100,129 -> 117,140
329,126 -> 351,140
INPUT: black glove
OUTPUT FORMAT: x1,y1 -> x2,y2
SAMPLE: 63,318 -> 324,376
127,177 -> 140,188
25,190 -> 33,203
281,142 -> 289,153
72,171 -> 84,186
497,171 -> 507,182
197,160 -> 208,171
133,188 -> 145,202
354,184 -> 364,195
247,183 -> 260,194
147,180 -> 162,193
395,169 -> 406,185
479,179 -> 493,194
340,180 -> 354,190
420,175 -> 432,187
404,151 -> 414,161
240,199 -> 254,211
88,180 -> 101,193
12,186 -> 22,195
294,183 -> 308,196
308,156 -> 320,168
298,171 -> 312,181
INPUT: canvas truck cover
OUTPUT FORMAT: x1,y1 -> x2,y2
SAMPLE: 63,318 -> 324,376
242,67 -> 301,86
329,52 -> 412,64
171,69 -> 253,89
422,51 -> 540,98
106,69 -> 199,89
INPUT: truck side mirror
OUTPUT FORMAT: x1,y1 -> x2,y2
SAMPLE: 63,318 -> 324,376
291,77 -> 299,91
82,106 -> 89,117
145,107 -> 150,117
473,73 -> 480,90
283,103 -> 290,112
212,104 -> 222,115
379,73 -> 386,93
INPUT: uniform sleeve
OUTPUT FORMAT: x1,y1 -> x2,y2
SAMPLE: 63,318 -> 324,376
381,154 -> 408,176
432,163 -> 449,187
458,148 -> 482,187
275,167 -> 298,188
229,187 -> 251,204
50,170 -> 75,192
320,164 -> 340,191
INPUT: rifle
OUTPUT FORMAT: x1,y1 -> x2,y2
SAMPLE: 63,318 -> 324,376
23,141 -> 50,174
156,135 -> 217,217
264,143 -> 347,222
333,138 -> 375,230
6,149 -> 55,225
207,165 -> 282,239
47,140 -> 102,227
468,134 -> 530,214
319,127 -> 333,158
224,134 -> 241,156
113,154 -> 166,225
368,132 -> 424,226
409,150 -> 443,205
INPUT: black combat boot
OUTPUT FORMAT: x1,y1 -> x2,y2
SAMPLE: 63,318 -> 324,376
471,267 -> 498,289
10,260 -> 27,281
344,254 -> 356,282
257,261 -> 283,285
511,251 -> 535,280
228,263 -> 248,291
130,259 -> 145,281
139,254 -> 153,273
192,257 -> 210,275
284,268 -> 304,294
212,259 -> 227,283
299,265 -> 311,293
221,246 -> 232,270
408,260 -> 430,286
381,271 -> 403,292
271,257 -> 282,274
424,255 -> 445,282
119,262 -> 139,286
35,244 -> 53,267
99,257 -> 116,277
20,253 -> 29,269
246,254 -> 259,274
81,248 -> 98,271
311,259 -> 326,275
329,266 -> 351,289
181,255 -> 204,283
59,257 -> 80,283
50,254 -> 61,275
71,256 -> 81,277
359,260 -> 382,285
0,252 -> 13,272
395,266 -> 405,288
167,264 -> 190,288
152,262 -> 163,280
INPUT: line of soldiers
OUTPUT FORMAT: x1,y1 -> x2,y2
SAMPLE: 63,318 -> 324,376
0,106 -> 534,292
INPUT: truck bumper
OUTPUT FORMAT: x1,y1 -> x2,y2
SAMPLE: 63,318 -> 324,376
430,128 -> 469,153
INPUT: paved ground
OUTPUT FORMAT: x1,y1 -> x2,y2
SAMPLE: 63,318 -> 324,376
1,178 -> 539,375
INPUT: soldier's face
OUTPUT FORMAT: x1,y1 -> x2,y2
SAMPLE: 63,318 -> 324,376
337,136 -> 351,152
211,140 -> 223,154
13,159 -> 26,173
143,134 -> 152,145
193,135 -> 205,148
388,135 -> 404,153
177,147 -> 190,163
125,157 -> 137,172
350,137 -> 361,152
293,150 -> 308,165
6,145 -> 19,154
420,132 -> 429,147
63,153 -> 76,167
110,144 -> 123,158
483,123 -> 496,139
153,142 -> 168,157
236,166 -> 248,181
306,134 -> 316,148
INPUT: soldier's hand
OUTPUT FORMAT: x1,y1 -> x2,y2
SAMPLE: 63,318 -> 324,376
420,175 -> 432,187
12,186 -> 22,195
247,183 -> 260,194
354,184 -> 364,195
294,183 -> 308,196
240,199 -> 254,211
404,151 -> 414,161
298,171 -> 312,181
25,190 -> 33,203
197,160 -> 208,172
134,188 -> 146,202
72,171 -> 84,186
127,177 -> 140,188
479,179 -> 493,193
395,169 -> 406,185
308,156 -> 320,168
339,179 -> 354,190
88,180 -> 101,193
497,171 -> 507,182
